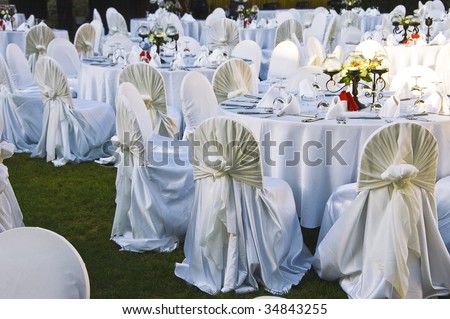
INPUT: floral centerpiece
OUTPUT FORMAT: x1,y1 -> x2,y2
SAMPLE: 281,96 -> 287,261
236,5 -> 259,28
156,0 -> 181,15
391,14 -> 421,44
0,4 -> 17,31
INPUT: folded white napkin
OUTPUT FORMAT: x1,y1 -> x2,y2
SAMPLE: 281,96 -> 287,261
325,96 -> 347,120
181,13 -> 195,22
193,46 -> 209,67
415,37 -> 427,46
16,22 -> 29,31
149,46 -> 162,66
424,91 -> 450,114
386,34 -> 397,46
299,78 -> 318,100
379,96 -> 400,118
257,85 -> 288,109
266,19 -> 277,29
208,48 -> 226,65
395,81 -> 414,100
171,52 -> 185,70
429,32 -> 447,45
257,18 -> 267,28
276,94 -> 301,116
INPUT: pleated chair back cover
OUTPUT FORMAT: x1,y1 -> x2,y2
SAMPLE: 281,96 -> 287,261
6,43 -> 35,90
314,122 -> 450,298
90,19 -> 104,56
0,227 -> 90,298
211,58 -> 255,103
106,7 -> 128,36
180,71 -> 221,140
74,23 -> 96,59
267,40 -> 301,80
25,23 -> 55,73
275,19 -> 303,47
204,9 -> 226,28
110,82 -> 193,252
159,12 -> 185,37
47,38 -> 80,79
119,63 -> 178,139
174,116 -> 313,294
208,18 -> 239,52
177,36 -> 201,55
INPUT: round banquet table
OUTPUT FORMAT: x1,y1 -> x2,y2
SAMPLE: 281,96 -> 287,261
0,28 -> 69,57
220,97 -> 450,228
238,27 -> 277,51
384,44 -> 444,77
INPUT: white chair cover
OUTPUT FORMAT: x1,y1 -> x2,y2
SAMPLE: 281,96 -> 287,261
340,26 -> 363,45
159,12 -> 185,37
204,10 -> 226,28
231,39 -> 263,91
267,40 -> 301,80
106,7 -> 128,35
47,38 -> 80,97
118,63 -> 178,139
102,33 -> 134,55
389,65 -> 441,96
275,11 -> 296,24
32,56 -> 115,166
314,122 -> 450,298
0,54 -> 35,152
175,116 -> 312,295
6,43 -> 37,91
306,36 -> 326,66
339,10 -> 361,29
177,36 -> 201,55
435,44 -> 450,95
0,127 -> 24,231
0,227 -> 89,298
211,58 -> 255,103
355,39 -> 386,59
304,11 -> 328,43
74,23 -> 96,59
323,16 -> 339,53
93,8 -> 102,23
208,18 -> 239,52
110,82 -> 194,252
90,19 -> 104,56
275,19 -> 303,47
389,5 -> 407,21
25,23 -> 55,73
285,65 -> 327,92
180,71 -> 221,140
435,176 -> 450,253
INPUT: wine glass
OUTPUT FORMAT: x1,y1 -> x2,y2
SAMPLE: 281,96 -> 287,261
312,73 -> 329,109
165,24 -> 179,52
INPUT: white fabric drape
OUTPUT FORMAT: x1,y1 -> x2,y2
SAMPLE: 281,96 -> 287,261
32,56 -> 115,166
231,40 -> 262,91
0,140 -> 24,232
111,82 -> 194,252
275,19 -> 303,47
435,176 -> 450,253
180,71 -> 222,140
6,43 -> 37,91
90,20 -> 104,56
74,23 -> 96,59
209,18 -> 239,52
175,116 -> 312,295
212,58 -> 255,103
314,123 -> 450,299
119,63 -> 178,139
267,40 -> 301,80
0,227 -> 89,298
435,44 -> 450,95
25,23 -> 55,74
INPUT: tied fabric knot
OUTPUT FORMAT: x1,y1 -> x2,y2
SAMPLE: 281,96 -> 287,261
141,94 -> 153,109
227,88 -> 246,99
206,156 -> 232,180
110,135 -> 131,153
381,163 -> 419,191
42,86 -> 58,101
35,44 -> 46,54
111,26 -> 119,34
84,41 -> 93,50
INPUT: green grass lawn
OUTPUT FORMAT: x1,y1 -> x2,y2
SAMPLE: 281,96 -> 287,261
6,152 -> 346,299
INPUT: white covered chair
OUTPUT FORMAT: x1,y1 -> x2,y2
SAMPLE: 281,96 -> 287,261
118,63 -> 179,139
180,71 -> 222,140
208,18 -> 239,53
0,114 -> 24,232
231,39 -> 262,90
90,19 -> 104,56
305,36 -> 326,66
32,56 -> 115,166
0,227 -> 90,298
275,18 -> 303,47
47,38 -> 80,97
110,82 -> 194,252
284,65 -> 327,93
211,58 -> 255,103
267,40 -> 301,81
102,33 -> 134,55
25,23 -> 55,74
177,35 -> 201,55
389,65 -> 441,97
340,26 -> 363,45
303,11 -> 328,44
159,12 -> 185,37
6,43 -> 38,92
355,39 -> 386,59
322,15 -> 339,53
314,122 -> 450,298
106,7 -> 128,36
435,176 -> 450,253
74,23 -> 96,59
204,8 -> 226,28
0,53 -> 37,152
175,116 -> 313,295
274,11 -> 296,24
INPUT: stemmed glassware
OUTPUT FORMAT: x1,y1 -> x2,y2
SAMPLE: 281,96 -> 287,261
165,24 -> 179,53
410,75 -> 425,110
312,72 -> 329,109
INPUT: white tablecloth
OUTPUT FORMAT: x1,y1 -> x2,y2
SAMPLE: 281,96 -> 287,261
0,29 -> 69,57
384,44 -> 444,76
238,27 -> 277,51
222,99 -> 450,228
